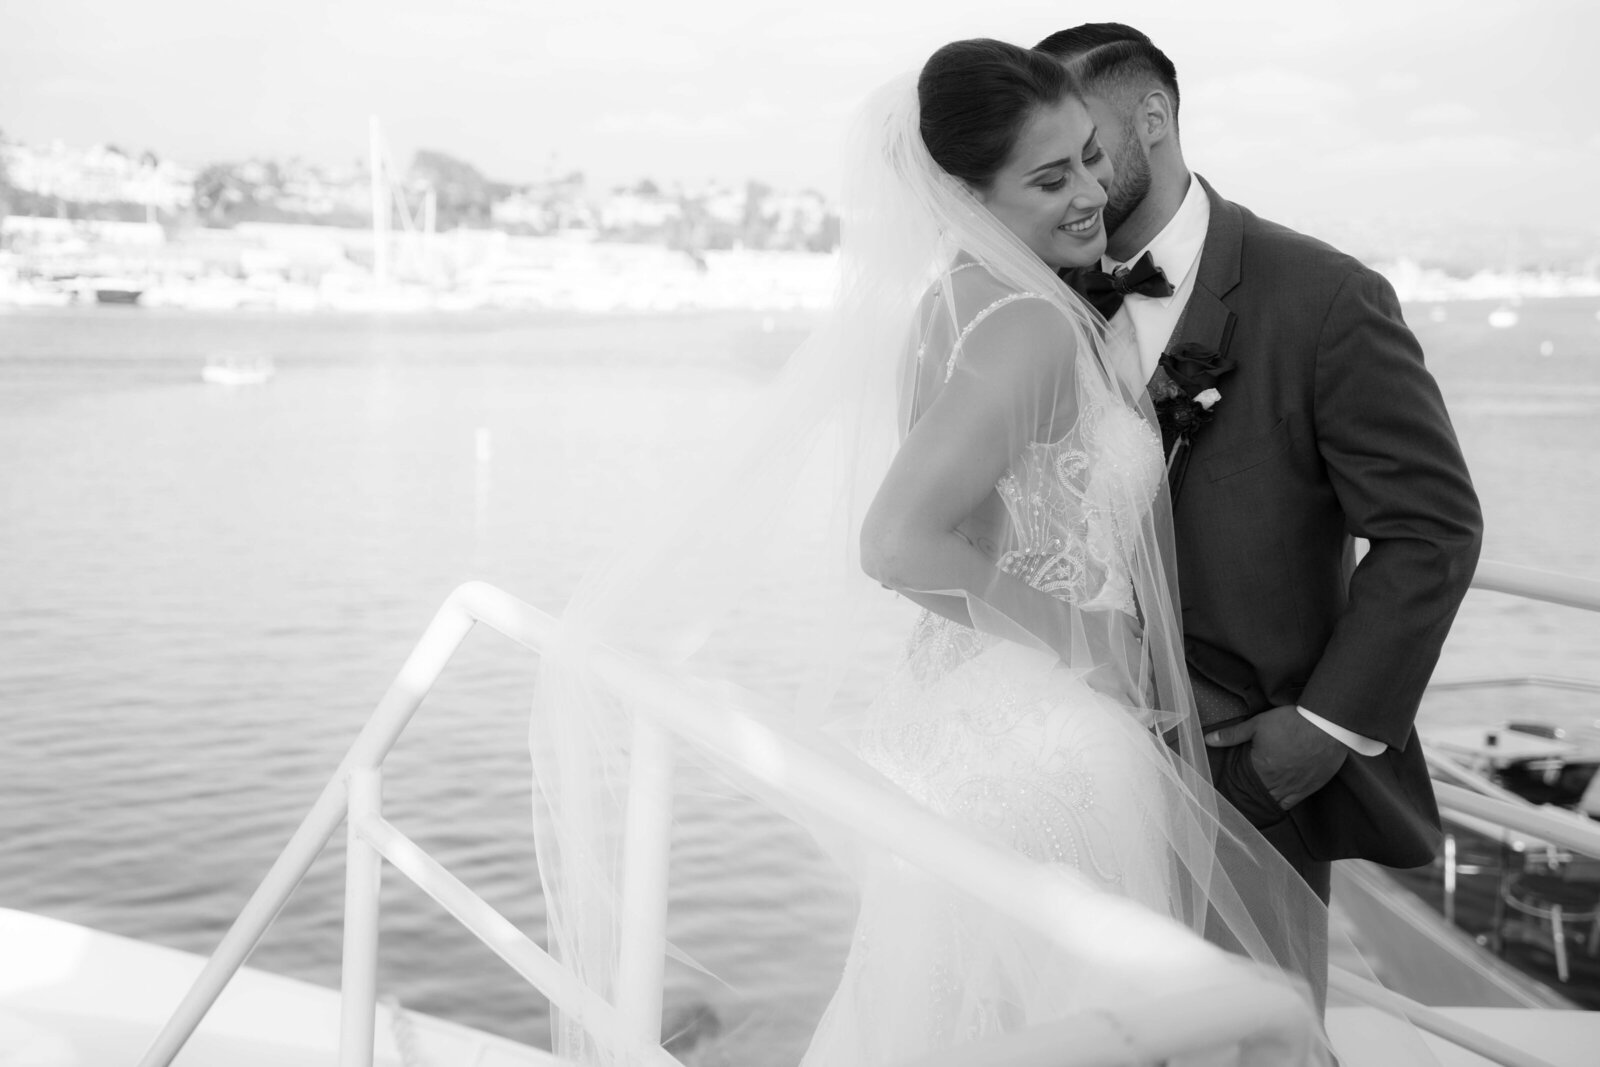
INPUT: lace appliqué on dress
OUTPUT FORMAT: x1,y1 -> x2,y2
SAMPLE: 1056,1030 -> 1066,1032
995,361 -> 1162,618
860,625 -> 1126,882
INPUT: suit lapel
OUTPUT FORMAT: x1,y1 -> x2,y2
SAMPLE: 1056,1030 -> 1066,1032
1158,176 -> 1242,503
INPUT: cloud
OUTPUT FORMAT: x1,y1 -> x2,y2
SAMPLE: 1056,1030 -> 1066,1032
535,24 -> 716,72
1326,132 -> 1534,175
388,10 -> 503,46
30,76 -> 118,99
596,111 -> 739,139
1186,67 -> 1355,120
1408,102 -> 1478,126
813,38 -> 886,66
1373,72 -> 1424,95
595,96 -> 784,140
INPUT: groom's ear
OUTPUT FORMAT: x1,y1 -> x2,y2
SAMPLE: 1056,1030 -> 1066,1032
1136,89 -> 1177,147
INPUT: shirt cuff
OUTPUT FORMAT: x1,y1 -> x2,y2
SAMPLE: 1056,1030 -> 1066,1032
1298,706 -> 1386,757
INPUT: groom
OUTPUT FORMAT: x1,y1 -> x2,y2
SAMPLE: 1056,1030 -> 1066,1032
1037,24 -> 1483,903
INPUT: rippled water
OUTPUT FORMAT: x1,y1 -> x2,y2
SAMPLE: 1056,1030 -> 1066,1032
3,298 -> 1599,1057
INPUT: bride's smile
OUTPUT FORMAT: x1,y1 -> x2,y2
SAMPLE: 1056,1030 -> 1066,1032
971,95 -> 1113,270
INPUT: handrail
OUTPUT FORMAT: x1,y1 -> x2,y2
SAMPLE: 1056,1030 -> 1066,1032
1431,780 -> 1600,858
1423,556 -> 1600,857
1427,748 -> 1530,801
1470,558 -> 1600,612
137,585 -> 488,1067
902,980 -> 1313,1067
137,567 -> 1595,1067
1330,971 -> 1562,1067
1427,674 -> 1600,695
137,582 -> 1309,1067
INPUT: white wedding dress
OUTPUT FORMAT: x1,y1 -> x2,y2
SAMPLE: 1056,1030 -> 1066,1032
799,287 -> 1198,1063
528,77 -> 1345,1067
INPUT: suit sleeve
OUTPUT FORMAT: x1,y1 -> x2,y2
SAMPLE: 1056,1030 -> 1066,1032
1297,266 -> 1482,749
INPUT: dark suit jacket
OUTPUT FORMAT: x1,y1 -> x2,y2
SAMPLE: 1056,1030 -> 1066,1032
1169,177 -> 1482,868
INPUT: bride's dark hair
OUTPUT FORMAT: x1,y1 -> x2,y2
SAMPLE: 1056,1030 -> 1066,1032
918,39 -> 1072,189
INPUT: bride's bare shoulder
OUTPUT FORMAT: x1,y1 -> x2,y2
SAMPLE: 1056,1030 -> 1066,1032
912,265 -> 1076,394
917,259 -> 1058,331
938,258 -> 1016,306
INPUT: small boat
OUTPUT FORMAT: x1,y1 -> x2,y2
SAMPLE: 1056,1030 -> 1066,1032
1487,306 -> 1519,329
1425,713 -> 1600,817
201,356 -> 275,386
82,277 -> 147,305
1408,670 -> 1600,1004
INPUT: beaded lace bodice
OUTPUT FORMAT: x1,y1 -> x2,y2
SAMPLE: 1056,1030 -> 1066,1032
850,285 -> 1169,874
995,361 -> 1164,619
915,282 -> 1165,619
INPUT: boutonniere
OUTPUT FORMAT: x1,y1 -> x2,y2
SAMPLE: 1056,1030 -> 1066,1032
1150,342 -> 1237,460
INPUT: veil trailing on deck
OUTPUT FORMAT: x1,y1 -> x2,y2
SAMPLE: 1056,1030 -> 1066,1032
527,72 -> 1429,1067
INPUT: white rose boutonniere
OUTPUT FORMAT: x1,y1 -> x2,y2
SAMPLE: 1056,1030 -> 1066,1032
1195,388 -> 1221,411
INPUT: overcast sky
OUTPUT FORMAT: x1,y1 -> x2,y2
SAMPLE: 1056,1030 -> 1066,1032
3,0 -> 1595,235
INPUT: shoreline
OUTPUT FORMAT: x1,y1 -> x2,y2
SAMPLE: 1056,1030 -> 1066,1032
2,290 -> 1598,320
5,221 -> 1598,316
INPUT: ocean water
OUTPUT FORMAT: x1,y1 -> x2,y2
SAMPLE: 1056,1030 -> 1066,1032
3,298 -> 1600,1057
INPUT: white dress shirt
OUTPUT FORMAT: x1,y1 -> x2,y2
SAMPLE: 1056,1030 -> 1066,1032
1102,173 -> 1210,387
1109,174 -> 1385,758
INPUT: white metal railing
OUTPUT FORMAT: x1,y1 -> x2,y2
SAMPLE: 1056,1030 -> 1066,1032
135,583 -> 676,1067
135,560 -> 1597,1067
1427,557 -> 1600,859
1431,779 -> 1600,858
1329,971 -> 1566,1067
1469,559 -> 1600,613
135,581 -> 1310,1067
1414,557 -> 1600,1006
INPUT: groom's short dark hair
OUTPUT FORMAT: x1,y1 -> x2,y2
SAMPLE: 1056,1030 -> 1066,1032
1035,23 -> 1180,127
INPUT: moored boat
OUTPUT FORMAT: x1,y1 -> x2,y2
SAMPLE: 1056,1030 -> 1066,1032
201,355 -> 275,386
82,277 -> 147,305
1425,714 -> 1600,816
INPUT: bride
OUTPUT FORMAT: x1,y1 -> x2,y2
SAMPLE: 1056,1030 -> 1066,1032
529,37 -> 1384,1067
798,39 -> 1326,1064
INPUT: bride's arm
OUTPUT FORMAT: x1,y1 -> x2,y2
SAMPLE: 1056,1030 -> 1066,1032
877,503 -> 1008,625
860,299 -> 1080,656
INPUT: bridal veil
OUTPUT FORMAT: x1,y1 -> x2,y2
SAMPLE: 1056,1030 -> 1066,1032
526,68 -> 1434,1067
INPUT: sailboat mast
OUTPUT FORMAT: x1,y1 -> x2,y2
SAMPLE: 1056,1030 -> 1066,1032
370,116 -> 389,286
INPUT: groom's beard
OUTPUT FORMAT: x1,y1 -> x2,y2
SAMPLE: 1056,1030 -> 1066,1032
1103,129 -> 1152,239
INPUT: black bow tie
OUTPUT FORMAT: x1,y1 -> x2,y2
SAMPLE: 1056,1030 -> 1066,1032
1073,251 -> 1175,320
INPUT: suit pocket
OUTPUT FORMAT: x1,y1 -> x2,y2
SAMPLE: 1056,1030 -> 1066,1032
1204,415 -> 1293,482
1207,740 -> 1288,829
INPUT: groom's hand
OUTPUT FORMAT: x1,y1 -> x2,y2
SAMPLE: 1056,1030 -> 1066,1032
1204,706 -> 1348,811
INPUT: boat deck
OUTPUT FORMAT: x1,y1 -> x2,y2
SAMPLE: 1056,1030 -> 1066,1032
6,905 -> 1600,1067
0,908 -> 561,1067
1390,848 -> 1600,1010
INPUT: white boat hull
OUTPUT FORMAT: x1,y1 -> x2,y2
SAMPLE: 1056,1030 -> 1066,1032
200,363 -> 274,386
0,908 -> 563,1066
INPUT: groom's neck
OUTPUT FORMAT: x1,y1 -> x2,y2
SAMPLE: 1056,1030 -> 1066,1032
1106,157 -> 1192,263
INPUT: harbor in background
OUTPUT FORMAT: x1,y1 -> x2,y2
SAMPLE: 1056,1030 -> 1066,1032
3,297 -> 1598,1055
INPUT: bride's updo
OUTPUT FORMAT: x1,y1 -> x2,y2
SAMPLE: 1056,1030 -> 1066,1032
918,39 -> 1071,189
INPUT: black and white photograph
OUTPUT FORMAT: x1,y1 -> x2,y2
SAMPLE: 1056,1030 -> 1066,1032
2,2 -> 1598,1065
